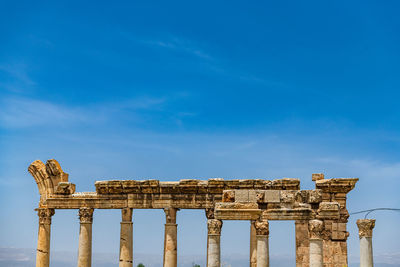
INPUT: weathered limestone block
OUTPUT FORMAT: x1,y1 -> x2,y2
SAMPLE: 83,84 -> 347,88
235,190 -> 250,202
317,202 -> 340,219
280,190 -> 296,203
264,190 -> 280,203
214,202 -> 261,220
222,190 -> 235,202
307,190 -> 322,204
55,182 -> 76,195
295,220 -> 309,267
312,174 -> 324,181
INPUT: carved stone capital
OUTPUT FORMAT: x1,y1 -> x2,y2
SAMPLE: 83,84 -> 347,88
207,219 -> 222,235
309,219 -> 324,239
356,219 -> 375,238
79,208 -> 94,223
205,208 -> 214,219
37,208 -> 55,224
164,207 -> 178,224
254,219 -> 269,236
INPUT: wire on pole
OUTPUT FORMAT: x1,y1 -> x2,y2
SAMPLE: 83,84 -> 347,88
349,208 -> 400,219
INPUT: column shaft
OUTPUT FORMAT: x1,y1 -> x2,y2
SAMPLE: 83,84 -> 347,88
208,235 -> 220,267
36,209 -> 54,267
207,219 -> 222,267
163,208 -> 178,267
357,219 -> 375,267
119,208 -> 133,267
254,220 -> 269,267
309,240 -> 323,267
308,220 -> 324,267
256,236 -> 269,267
77,208 -> 94,267
250,221 -> 257,267
164,223 -> 178,267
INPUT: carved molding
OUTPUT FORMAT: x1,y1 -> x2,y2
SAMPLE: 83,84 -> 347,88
309,219 -> 324,239
79,208 -> 94,223
356,219 -> 375,238
205,208 -> 214,219
37,208 -> 55,224
29,159 -> 71,199
254,219 -> 269,236
207,219 -> 222,235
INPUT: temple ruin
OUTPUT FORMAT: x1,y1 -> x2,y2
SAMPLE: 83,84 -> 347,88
29,159 -> 360,267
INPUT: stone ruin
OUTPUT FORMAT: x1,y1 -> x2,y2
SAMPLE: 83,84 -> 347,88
29,159 -> 361,267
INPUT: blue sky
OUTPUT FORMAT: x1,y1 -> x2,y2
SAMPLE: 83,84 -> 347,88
0,0 -> 400,265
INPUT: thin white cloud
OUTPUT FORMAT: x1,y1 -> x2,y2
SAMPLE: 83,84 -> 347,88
0,63 -> 36,93
0,95 -> 174,129
0,97 -> 86,128
143,37 -> 213,61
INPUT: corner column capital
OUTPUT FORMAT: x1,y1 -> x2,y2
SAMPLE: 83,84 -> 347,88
356,219 -> 375,238
79,208 -> 94,224
36,208 -> 55,225
254,219 -> 269,236
309,219 -> 324,240
207,219 -> 223,235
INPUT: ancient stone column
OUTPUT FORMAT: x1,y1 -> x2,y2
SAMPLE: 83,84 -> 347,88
254,219 -> 269,267
36,208 -> 55,267
308,220 -> 324,267
357,219 -> 376,267
207,219 -> 223,267
250,221 -> 257,267
119,208 -> 133,267
78,208 -> 94,267
163,208 -> 178,267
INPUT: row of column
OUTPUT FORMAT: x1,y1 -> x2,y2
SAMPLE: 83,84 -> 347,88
35,208 -> 376,267
35,207 -> 177,267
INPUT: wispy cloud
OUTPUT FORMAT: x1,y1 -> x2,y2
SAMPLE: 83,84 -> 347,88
0,95 -> 180,129
144,37 -> 213,60
118,31 -> 286,89
0,97 -> 86,128
0,63 -> 36,93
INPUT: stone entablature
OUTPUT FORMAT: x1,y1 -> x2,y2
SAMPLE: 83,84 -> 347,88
29,159 -> 359,267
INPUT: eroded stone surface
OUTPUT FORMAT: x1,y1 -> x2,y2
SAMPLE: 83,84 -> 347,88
29,159 -> 360,267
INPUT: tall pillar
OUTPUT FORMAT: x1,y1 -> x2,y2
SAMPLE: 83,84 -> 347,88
295,220 -> 309,267
163,208 -> 178,267
254,219 -> 269,267
35,208 -> 55,267
78,208 -> 94,267
250,221 -> 257,267
119,208 -> 133,267
308,220 -> 324,267
207,219 -> 223,267
357,219 -> 375,267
